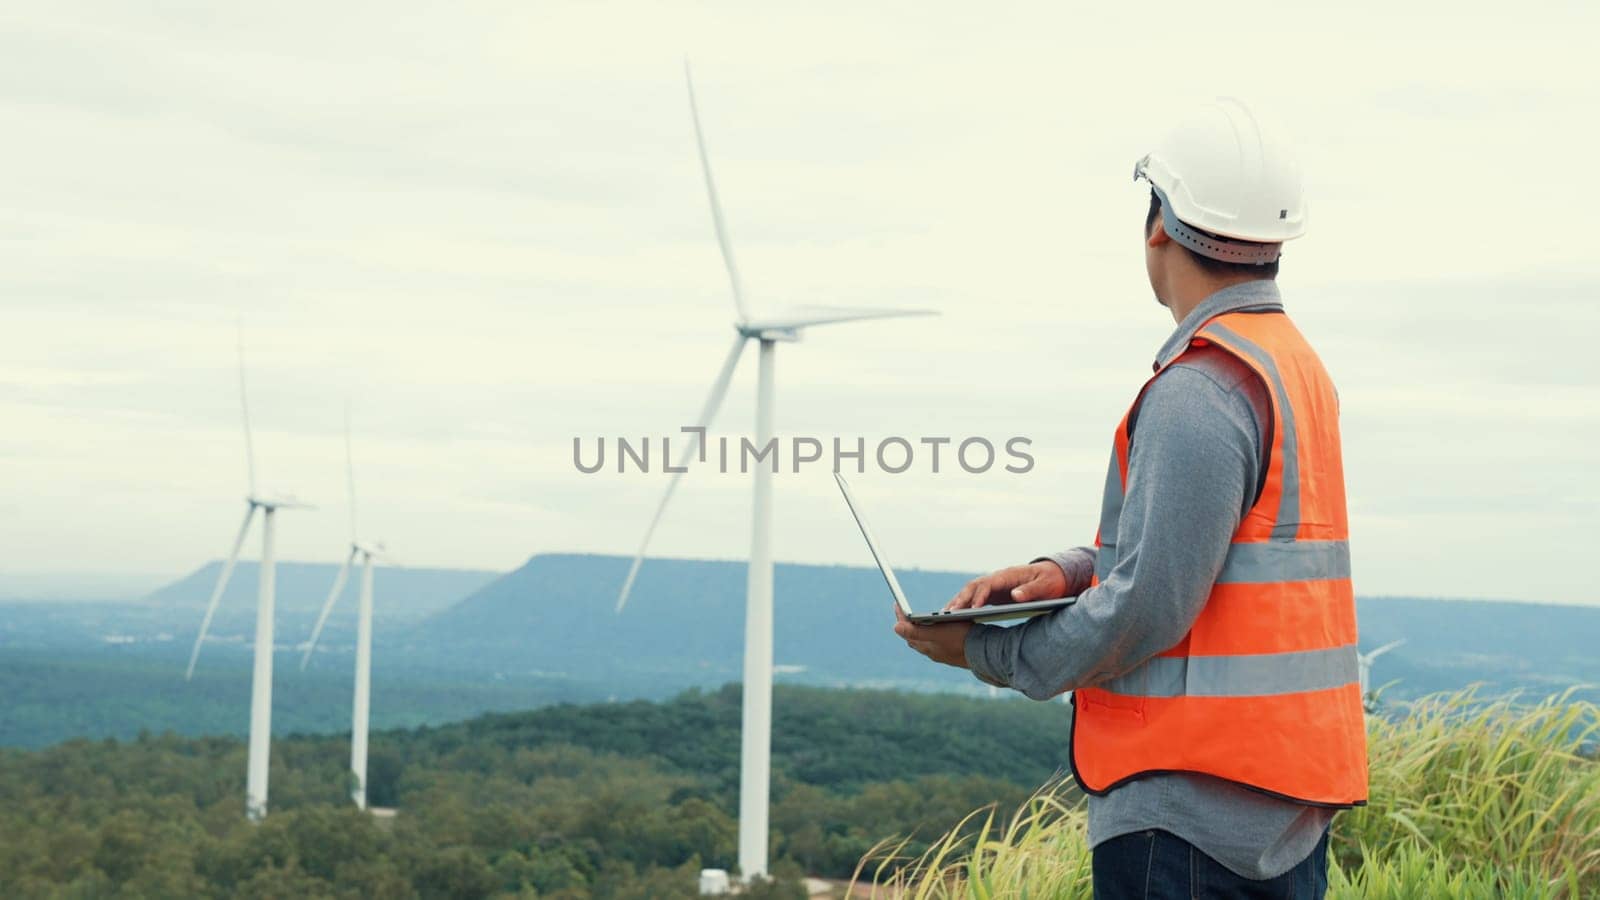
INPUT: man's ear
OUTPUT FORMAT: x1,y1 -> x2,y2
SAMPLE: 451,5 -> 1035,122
1147,222 -> 1171,249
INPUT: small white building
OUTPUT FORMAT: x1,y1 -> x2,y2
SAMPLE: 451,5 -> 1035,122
698,868 -> 731,895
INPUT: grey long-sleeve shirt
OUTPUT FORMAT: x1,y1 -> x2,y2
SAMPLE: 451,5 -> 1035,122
964,281 -> 1335,880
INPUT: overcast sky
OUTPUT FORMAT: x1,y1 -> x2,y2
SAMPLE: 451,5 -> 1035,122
2,2 -> 1596,605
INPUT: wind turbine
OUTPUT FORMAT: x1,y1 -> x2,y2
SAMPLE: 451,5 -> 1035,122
1359,639 -> 1406,713
300,405 -> 386,810
613,62 -> 934,881
185,332 -> 312,822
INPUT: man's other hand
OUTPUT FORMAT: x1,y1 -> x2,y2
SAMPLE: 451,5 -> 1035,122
945,561 -> 1068,611
893,606 -> 972,669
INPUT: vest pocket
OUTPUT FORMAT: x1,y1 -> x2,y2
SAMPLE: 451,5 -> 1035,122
1079,685 -> 1146,722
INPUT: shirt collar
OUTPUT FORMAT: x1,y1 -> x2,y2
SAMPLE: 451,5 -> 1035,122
1153,280 -> 1284,371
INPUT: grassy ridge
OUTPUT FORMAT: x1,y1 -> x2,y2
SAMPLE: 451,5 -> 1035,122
862,689 -> 1600,898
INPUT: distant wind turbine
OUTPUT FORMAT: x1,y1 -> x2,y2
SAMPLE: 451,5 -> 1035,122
1359,639 -> 1406,712
613,62 -> 935,881
300,404 -> 387,810
185,331 -> 312,822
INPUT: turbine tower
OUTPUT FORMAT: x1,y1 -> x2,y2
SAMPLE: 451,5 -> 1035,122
185,332 -> 311,822
300,405 -> 387,810
1359,639 -> 1406,713
614,62 -> 934,881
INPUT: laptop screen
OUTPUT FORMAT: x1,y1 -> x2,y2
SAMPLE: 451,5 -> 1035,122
833,473 -> 914,616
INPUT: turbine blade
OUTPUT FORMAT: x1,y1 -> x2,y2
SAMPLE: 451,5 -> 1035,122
237,325 -> 257,497
685,60 -> 749,324
185,504 -> 257,680
300,547 -> 356,670
616,332 -> 748,613
743,305 -> 939,332
345,401 -> 357,544
1364,639 -> 1407,663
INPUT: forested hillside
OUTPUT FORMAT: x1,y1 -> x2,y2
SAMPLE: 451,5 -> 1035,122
0,685 -> 1070,898
0,647 -> 605,749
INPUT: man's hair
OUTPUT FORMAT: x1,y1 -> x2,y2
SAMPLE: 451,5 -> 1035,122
1146,190 -> 1280,279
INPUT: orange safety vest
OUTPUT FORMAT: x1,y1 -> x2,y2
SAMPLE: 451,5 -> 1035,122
1069,309 -> 1368,807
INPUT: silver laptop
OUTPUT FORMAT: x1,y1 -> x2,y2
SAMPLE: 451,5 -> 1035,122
833,473 -> 1076,625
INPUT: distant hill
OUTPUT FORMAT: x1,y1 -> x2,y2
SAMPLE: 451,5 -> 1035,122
4,554 -> 1594,750
143,561 -> 500,640
411,553 -> 1600,702
1350,596 -> 1600,698
0,571 -> 168,603
0,645 -> 599,749
407,553 -> 981,691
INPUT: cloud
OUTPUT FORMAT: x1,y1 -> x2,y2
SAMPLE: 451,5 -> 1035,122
2,1 -> 1597,606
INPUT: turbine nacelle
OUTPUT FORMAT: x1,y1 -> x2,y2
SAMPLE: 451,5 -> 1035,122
353,540 -> 388,559
248,494 -> 315,512
737,324 -> 802,343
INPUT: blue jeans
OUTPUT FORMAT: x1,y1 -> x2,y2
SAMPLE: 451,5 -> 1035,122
1092,828 -> 1329,899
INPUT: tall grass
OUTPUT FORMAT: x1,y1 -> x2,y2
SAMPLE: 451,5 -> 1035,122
855,689 -> 1600,899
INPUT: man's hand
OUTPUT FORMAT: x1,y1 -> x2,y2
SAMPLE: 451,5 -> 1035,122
892,605 -> 972,669
945,561 -> 1068,611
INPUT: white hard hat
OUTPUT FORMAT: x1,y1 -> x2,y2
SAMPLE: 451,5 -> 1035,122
1134,98 -> 1306,265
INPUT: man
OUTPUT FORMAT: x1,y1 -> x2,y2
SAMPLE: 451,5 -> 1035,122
892,100 -> 1366,899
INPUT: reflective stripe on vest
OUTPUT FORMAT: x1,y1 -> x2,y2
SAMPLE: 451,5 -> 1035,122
1097,644 -> 1359,698
1070,309 -> 1369,808
1097,539 -> 1352,585
1208,322 -> 1304,540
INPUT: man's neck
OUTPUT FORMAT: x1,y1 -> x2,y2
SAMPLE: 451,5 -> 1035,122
1167,274 -> 1273,324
